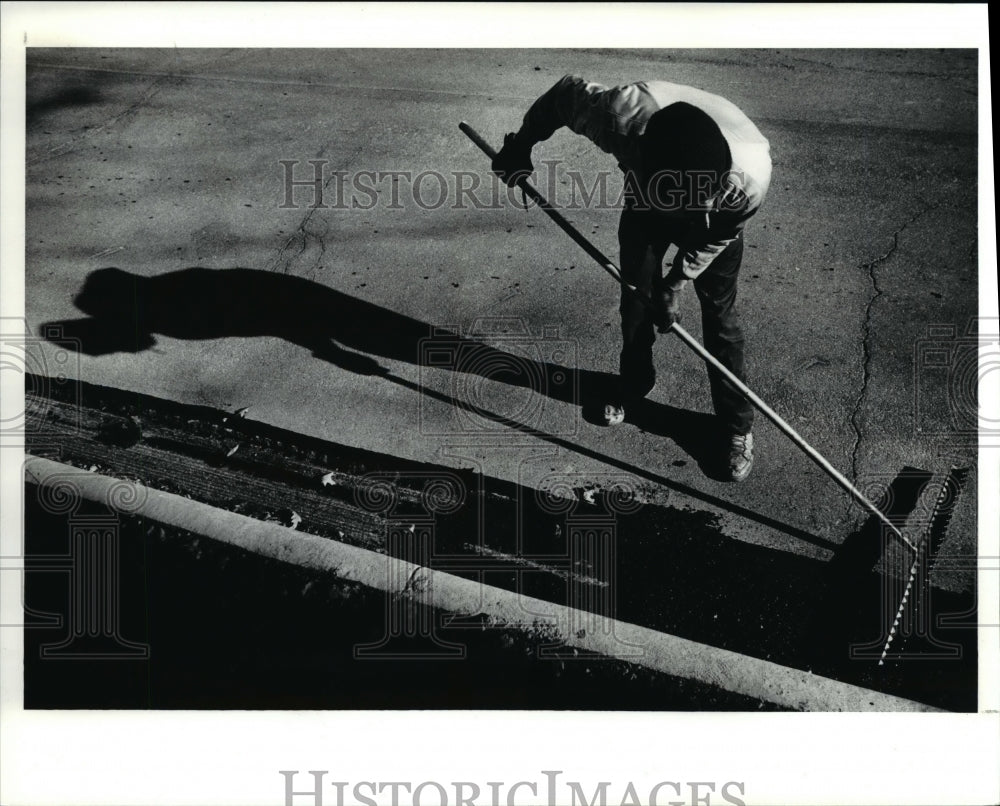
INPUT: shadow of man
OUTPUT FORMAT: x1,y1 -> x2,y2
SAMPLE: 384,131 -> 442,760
42,266 -> 721,470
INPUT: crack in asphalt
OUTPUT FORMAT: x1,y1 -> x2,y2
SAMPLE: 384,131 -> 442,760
28,53 -> 241,167
848,201 -> 941,498
268,147 -> 362,275
271,214 -> 333,280
28,79 -> 168,166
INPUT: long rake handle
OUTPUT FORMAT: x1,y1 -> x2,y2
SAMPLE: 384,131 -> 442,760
459,121 -> 911,549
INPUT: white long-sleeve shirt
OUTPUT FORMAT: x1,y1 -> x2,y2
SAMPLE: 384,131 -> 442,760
517,75 -> 772,279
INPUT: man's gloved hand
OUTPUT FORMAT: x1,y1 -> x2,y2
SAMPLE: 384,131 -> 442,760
492,132 -> 533,187
653,286 -> 683,333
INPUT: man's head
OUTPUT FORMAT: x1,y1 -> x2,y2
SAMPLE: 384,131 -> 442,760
639,102 -> 731,215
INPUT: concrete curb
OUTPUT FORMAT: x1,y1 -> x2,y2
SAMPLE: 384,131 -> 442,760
23,455 -> 943,712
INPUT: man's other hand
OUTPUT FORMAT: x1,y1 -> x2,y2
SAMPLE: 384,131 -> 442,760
492,132 -> 533,187
653,287 -> 682,333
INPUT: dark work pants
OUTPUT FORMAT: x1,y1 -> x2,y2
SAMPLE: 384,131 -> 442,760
617,206 -> 754,436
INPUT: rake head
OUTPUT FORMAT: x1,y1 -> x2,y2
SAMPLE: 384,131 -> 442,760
879,466 -> 968,665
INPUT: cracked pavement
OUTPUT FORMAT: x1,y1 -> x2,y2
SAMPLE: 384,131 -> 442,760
24,48 -> 979,589
850,201 -> 941,484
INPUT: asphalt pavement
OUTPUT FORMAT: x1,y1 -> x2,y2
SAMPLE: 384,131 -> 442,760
25,48 -> 979,587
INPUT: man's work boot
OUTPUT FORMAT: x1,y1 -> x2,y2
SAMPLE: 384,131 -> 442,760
728,432 -> 754,482
603,402 -> 626,426
602,370 -> 654,427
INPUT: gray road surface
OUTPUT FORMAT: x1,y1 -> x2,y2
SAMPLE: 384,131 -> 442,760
24,48 -> 979,587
